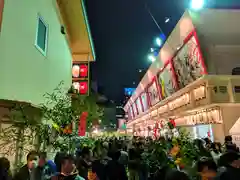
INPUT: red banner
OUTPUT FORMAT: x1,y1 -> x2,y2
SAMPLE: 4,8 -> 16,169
78,112 -> 88,136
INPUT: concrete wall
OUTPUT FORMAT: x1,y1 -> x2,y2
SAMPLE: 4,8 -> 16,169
207,45 -> 240,75
0,0 -> 72,106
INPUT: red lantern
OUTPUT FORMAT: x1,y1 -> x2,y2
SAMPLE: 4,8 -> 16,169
80,65 -> 88,77
79,81 -> 88,94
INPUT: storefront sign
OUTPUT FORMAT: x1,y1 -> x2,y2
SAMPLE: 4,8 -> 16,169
136,98 -> 143,114
158,64 -> 177,98
148,81 -> 160,106
151,109 -> 158,117
194,85 -> 206,100
186,108 -> 222,125
132,103 -> 138,116
140,92 -> 148,112
168,93 -> 190,110
158,105 -> 168,114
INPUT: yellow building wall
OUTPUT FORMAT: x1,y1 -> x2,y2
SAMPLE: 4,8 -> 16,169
0,0 -> 72,105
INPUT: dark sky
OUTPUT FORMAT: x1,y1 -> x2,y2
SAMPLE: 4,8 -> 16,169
85,0 -> 239,102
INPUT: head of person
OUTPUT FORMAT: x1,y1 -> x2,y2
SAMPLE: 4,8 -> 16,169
0,157 -> 10,171
210,143 -> 221,154
197,157 -> 217,179
27,151 -> 39,169
81,147 -> 92,161
112,151 -> 121,161
225,135 -> 232,144
219,151 -> 240,168
38,152 -> 47,167
60,154 -> 75,174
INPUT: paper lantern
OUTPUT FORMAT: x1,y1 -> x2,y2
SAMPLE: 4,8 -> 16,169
72,65 -> 80,78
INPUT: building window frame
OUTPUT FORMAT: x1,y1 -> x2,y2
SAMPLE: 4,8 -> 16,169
35,14 -> 48,56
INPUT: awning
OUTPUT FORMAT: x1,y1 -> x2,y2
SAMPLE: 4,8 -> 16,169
229,117 -> 240,135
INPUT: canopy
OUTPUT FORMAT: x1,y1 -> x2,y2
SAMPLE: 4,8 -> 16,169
229,117 -> 240,135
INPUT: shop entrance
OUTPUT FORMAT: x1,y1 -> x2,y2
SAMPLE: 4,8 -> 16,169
193,124 -> 214,141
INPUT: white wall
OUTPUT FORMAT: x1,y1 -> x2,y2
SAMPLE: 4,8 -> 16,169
0,0 -> 72,106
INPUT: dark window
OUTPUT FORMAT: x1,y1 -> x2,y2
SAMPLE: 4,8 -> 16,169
232,67 -> 240,75
36,16 -> 47,55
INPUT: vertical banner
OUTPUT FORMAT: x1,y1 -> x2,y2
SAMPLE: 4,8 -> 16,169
78,112 -> 88,136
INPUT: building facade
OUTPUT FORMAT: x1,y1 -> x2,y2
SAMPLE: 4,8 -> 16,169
124,9 -> 240,143
0,0 -> 95,165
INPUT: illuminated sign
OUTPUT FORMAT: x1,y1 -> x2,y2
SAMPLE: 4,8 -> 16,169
168,93 -> 190,110
72,81 -> 88,95
158,105 -> 168,114
141,93 -> 148,112
124,88 -> 135,96
172,35 -> 206,89
186,108 -> 222,125
72,63 -> 88,78
148,81 -> 160,106
194,85 -> 206,100
72,62 -> 89,95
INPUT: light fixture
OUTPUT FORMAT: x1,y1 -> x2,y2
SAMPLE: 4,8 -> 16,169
190,0 -> 204,10
148,55 -> 156,62
165,17 -> 170,23
156,37 -> 162,47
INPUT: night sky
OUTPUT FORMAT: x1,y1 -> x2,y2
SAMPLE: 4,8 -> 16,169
85,0 -> 239,103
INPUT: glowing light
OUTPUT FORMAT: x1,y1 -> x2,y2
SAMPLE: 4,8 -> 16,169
156,38 -> 162,47
92,128 -> 99,134
148,55 -> 156,62
165,17 -> 170,23
191,0 -> 204,10
150,48 -> 154,52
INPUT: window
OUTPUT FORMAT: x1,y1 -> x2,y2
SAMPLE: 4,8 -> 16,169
35,15 -> 48,55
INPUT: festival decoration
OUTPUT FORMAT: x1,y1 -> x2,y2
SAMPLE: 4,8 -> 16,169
78,112 -> 88,136
168,119 -> 176,129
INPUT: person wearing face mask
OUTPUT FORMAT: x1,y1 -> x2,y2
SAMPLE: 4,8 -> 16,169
13,150 -> 40,180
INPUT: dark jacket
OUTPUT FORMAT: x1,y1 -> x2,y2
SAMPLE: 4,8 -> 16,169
105,160 -> 128,180
13,165 -> 40,180
215,166 -> 240,180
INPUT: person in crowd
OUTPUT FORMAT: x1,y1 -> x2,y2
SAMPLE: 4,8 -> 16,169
194,139 -> 211,158
92,143 -> 111,180
117,142 -> 128,166
52,154 -> 84,180
196,157 -> 217,180
210,143 -> 222,164
0,157 -> 11,180
224,136 -> 239,152
36,152 -> 56,180
77,147 -> 93,179
54,151 -> 67,173
13,150 -> 39,180
105,151 -> 128,180
216,151 -> 240,180
165,169 -> 190,180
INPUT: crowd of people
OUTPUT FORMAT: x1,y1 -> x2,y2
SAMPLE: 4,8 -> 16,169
0,135 -> 240,180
